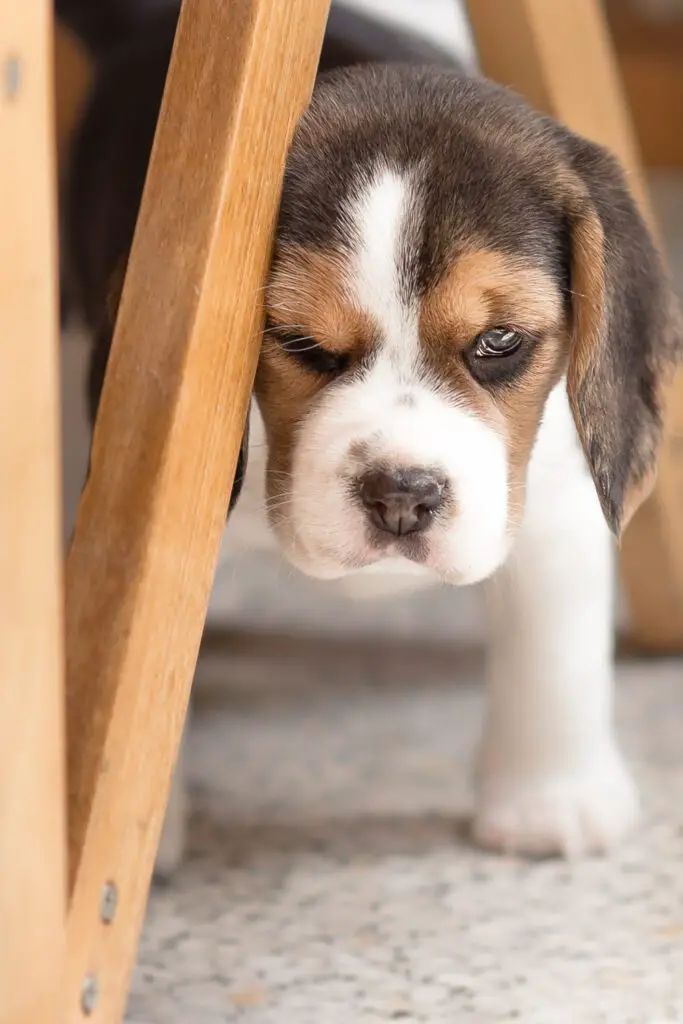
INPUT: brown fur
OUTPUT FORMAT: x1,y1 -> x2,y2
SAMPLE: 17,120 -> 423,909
267,246 -> 377,355
260,245 -> 380,498
255,336 -> 326,490
561,162 -> 682,534
420,249 -> 563,346
261,242 -> 569,531
420,249 -> 567,527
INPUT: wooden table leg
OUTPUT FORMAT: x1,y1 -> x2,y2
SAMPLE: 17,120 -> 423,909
63,0 -> 329,1019
0,2 -> 65,1022
464,0 -> 683,651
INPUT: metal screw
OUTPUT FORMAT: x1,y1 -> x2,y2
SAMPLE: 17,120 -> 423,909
3,56 -> 20,100
100,881 -> 118,924
81,975 -> 99,1016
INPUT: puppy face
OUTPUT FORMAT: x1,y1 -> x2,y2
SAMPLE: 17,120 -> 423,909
254,66 -> 681,584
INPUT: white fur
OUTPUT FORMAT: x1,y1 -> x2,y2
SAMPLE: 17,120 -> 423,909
267,168 -> 512,587
275,365 -> 511,586
351,166 -> 419,373
163,384 -> 635,872
474,385 -> 637,855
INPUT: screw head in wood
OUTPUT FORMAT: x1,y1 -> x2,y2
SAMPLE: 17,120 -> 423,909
2,56 -> 21,100
81,975 -> 99,1015
100,880 -> 118,924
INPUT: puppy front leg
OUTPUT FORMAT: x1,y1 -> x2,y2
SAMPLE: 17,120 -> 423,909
473,464 -> 638,857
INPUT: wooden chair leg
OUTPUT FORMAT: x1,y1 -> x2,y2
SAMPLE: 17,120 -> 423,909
0,2 -> 65,1022
64,0 -> 329,1019
465,0 -> 683,651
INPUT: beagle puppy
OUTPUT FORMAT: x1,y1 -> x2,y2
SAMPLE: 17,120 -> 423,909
241,64 -> 681,859
67,8 -> 682,871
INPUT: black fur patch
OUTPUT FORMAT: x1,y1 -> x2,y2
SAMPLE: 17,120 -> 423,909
561,135 -> 682,532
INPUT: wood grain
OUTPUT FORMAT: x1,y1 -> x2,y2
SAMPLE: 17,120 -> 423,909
64,0 -> 329,1019
0,2 -> 65,1022
465,0 -> 683,650
464,0 -> 654,212
606,0 -> 683,169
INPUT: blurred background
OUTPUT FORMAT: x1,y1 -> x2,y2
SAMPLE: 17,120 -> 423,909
58,0 -> 683,650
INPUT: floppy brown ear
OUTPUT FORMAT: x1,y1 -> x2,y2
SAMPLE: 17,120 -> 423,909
564,136 -> 683,537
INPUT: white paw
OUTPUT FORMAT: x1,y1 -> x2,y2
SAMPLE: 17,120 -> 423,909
473,750 -> 639,857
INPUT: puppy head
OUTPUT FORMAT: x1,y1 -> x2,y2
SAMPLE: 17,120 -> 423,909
255,65 -> 681,585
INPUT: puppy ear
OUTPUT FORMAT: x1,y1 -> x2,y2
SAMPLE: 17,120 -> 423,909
564,136 -> 683,536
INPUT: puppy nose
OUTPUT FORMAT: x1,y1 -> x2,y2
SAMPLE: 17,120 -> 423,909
358,468 -> 445,536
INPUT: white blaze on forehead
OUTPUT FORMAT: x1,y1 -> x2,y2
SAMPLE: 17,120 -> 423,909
346,166 -> 420,376
263,165 -> 513,587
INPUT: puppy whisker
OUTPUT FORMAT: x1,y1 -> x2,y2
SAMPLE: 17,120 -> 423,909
260,499 -> 298,516
262,323 -> 307,336
280,341 -> 323,355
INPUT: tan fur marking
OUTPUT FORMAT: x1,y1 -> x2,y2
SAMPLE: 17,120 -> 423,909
420,248 -> 567,530
421,249 -> 564,349
254,335 -> 323,509
267,244 -> 376,352
259,244 -> 378,511
565,210 -> 606,400
567,200 -> 675,536
496,328 -> 568,527
261,244 -> 373,505
261,244 -> 569,538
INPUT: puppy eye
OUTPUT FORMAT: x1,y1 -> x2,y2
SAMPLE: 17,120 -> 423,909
473,327 -> 524,358
277,332 -> 350,376
464,327 -> 533,386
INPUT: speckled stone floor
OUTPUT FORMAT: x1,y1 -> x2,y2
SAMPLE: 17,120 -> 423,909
126,637 -> 683,1024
